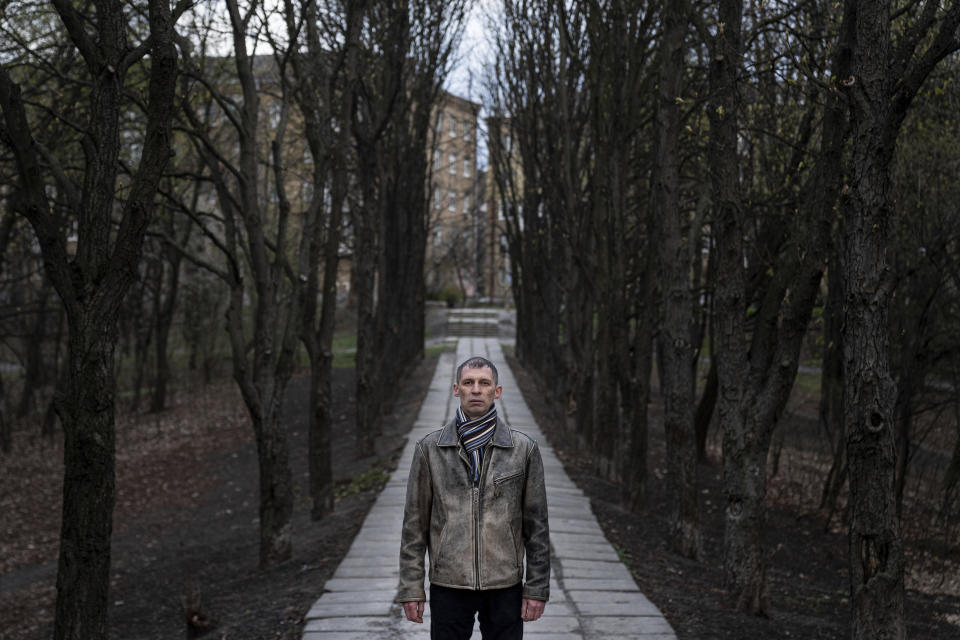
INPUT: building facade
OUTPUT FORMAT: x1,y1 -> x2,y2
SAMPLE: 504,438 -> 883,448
426,92 -> 485,301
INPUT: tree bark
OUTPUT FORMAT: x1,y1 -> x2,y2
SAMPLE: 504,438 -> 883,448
694,360 -> 717,462
706,0 -> 766,613
654,0 -> 700,559
841,1 -> 904,635
151,219 -> 185,413
837,0 -> 960,634
127,266 -> 155,412
0,371 -> 8,453
17,282 -> 53,418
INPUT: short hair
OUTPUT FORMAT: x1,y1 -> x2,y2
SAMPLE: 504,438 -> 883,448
456,356 -> 499,385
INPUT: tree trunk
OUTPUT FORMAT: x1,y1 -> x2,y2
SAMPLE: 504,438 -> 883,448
624,259 -> 655,512
655,0 -> 700,559
0,371 -> 9,453
817,264 -> 846,524
54,320 -> 120,640
842,2 -> 905,635
151,239 -> 183,413
707,0 -> 766,612
254,407 -> 294,563
352,181 -> 381,458
17,282 -> 52,418
128,271 -> 155,413
694,360 -> 717,462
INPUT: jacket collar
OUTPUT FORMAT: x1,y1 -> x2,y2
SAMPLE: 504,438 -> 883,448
437,413 -> 514,448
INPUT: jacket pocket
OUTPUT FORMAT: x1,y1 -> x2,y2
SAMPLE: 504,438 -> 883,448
509,525 -> 521,569
494,470 -> 524,485
493,471 -> 524,494
433,525 -> 448,569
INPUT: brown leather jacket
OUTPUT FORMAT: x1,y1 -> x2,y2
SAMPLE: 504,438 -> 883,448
396,417 -> 550,602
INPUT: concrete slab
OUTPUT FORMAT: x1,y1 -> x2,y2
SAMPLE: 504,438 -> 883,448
302,617 -> 394,632
323,578 -> 399,591
331,565 -> 398,579
574,602 -> 665,617
581,615 -> 677,636
339,553 -> 399,566
305,600 -> 393,619
314,590 -> 396,604
301,632 -> 394,640
562,578 -> 639,592
523,615 -> 581,633
551,542 -> 621,562
554,560 -> 633,581
550,532 -> 611,546
550,519 -> 606,535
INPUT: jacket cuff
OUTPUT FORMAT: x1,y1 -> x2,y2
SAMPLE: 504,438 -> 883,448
522,583 -> 549,601
395,588 -> 427,603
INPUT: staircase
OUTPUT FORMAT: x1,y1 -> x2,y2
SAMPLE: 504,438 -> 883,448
446,308 -> 500,337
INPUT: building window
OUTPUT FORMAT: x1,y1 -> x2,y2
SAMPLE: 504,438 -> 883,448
449,115 -> 457,137
504,134 -> 512,153
463,156 -> 471,178
433,149 -> 441,171
437,112 -> 444,134
498,200 -> 505,221
464,122 -> 471,142
463,193 -> 471,214
449,154 -> 456,175
449,190 -> 456,212
434,187 -> 441,209
434,229 -> 443,246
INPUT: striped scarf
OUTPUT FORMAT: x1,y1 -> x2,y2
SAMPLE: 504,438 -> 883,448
456,405 -> 497,483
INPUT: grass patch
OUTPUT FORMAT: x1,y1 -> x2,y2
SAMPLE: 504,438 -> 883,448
426,343 -> 453,358
335,467 -> 391,499
794,371 -> 821,394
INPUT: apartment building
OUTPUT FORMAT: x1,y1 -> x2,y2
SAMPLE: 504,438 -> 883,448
426,91 -> 484,300
481,114 -> 517,304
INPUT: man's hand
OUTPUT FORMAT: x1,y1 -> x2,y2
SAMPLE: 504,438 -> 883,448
402,601 -> 425,623
521,597 -> 546,622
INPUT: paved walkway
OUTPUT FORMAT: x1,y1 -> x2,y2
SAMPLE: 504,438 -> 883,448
301,337 -> 677,639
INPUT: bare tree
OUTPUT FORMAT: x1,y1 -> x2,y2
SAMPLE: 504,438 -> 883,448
0,2 -> 177,638
839,2 -> 960,637
349,0 -> 467,455
175,0 -> 304,566
280,0 -> 358,519
653,0 -> 701,559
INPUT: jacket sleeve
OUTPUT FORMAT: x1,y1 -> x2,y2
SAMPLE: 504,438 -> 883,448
397,440 -> 432,602
521,441 -> 550,601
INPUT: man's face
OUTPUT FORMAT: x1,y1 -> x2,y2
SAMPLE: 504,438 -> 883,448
453,365 -> 502,419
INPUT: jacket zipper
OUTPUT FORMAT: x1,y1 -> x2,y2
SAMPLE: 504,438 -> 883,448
473,485 -> 480,590
474,449 -> 492,590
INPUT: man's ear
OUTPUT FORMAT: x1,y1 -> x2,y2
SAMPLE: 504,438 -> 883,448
452,383 -> 460,397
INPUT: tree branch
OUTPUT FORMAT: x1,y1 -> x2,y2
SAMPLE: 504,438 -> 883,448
50,0 -> 102,72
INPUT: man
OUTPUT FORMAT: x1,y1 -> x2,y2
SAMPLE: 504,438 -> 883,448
397,356 -> 549,639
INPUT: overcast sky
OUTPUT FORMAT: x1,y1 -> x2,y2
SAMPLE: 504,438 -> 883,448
446,0 -> 495,104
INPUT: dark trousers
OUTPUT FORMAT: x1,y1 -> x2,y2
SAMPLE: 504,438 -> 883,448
429,583 -> 522,640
